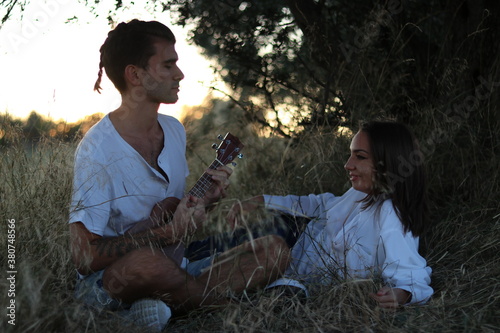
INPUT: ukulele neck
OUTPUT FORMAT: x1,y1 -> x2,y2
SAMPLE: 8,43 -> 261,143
187,158 -> 224,198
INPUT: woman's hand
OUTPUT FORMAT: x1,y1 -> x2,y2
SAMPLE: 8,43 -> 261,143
203,166 -> 233,206
226,195 -> 264,230
369,286 -> 411,308
171,195 -> 206,239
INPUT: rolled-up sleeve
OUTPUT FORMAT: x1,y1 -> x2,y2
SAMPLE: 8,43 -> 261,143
377,227 -> 433,304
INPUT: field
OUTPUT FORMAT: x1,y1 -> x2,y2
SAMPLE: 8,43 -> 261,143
0,112 -> 499,332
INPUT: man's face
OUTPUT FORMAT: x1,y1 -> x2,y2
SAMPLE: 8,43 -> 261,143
139,40 -> 184,104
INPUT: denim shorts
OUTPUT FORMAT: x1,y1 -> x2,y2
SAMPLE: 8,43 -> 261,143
74,256 -> 214,312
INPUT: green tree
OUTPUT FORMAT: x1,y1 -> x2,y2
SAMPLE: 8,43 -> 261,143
2,0 -> 499,207
2,1 -> 498,134
167,0 -> 499,133
171,0 -> 350,136
167,0 -> 500,210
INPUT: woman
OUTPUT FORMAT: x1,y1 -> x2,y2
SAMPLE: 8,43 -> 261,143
227,121 -> 433,308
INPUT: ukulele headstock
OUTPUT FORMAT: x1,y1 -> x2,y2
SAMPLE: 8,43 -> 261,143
213,133 -> 244,166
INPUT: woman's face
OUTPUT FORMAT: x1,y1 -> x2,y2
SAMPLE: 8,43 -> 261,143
344,131 -> 375,194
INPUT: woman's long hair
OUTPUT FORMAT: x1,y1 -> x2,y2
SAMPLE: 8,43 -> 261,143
360,121 -> 429,236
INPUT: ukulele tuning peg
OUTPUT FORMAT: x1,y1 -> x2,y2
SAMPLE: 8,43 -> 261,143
217,134 -> 223,140
211,143 -> 218,149
237,154 -> 243,159
231,162 -> 237,167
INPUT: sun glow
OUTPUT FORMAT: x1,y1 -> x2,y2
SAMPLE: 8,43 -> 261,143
0,1 -> 220,124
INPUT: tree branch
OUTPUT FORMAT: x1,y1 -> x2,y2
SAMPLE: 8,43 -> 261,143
1,0 -> 19,25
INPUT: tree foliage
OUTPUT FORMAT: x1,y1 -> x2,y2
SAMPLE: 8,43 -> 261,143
1,0 -> 499,211
170,0 -> 350,136
166,0 -> 499,136
2,0 -> 498,135
167,0 -> 500,219
0,0 -> 27,24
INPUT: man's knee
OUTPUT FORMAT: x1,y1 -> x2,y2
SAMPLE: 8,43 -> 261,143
102,248 -> 180,297
256,234 -> 289,253
253,235 -> 291,268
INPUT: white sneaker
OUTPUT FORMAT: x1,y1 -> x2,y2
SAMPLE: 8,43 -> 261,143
265,278 -> 310,298
119,298 -> 171,332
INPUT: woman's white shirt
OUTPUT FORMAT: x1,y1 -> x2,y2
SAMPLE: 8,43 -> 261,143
263,188 -> 433,304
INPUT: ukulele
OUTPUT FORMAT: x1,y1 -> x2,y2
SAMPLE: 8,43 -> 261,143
127,132 -> 244,234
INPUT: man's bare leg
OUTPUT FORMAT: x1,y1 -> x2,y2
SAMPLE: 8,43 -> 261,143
200,234 -> 290,292
101,235 -> 290,311
102,246 -> 190,305
175,234 -> 290,310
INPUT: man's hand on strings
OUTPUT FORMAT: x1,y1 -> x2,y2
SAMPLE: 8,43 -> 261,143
203,165 -> 232,207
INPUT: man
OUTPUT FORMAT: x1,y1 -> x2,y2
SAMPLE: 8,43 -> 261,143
69,19 -> 289,332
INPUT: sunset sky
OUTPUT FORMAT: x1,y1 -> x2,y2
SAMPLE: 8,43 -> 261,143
0,1 -> 219,123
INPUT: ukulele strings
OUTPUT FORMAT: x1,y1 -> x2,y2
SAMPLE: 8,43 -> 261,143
187,154 -> 232,198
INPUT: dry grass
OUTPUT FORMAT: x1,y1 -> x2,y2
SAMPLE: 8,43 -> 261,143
0,115 -> 499,333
